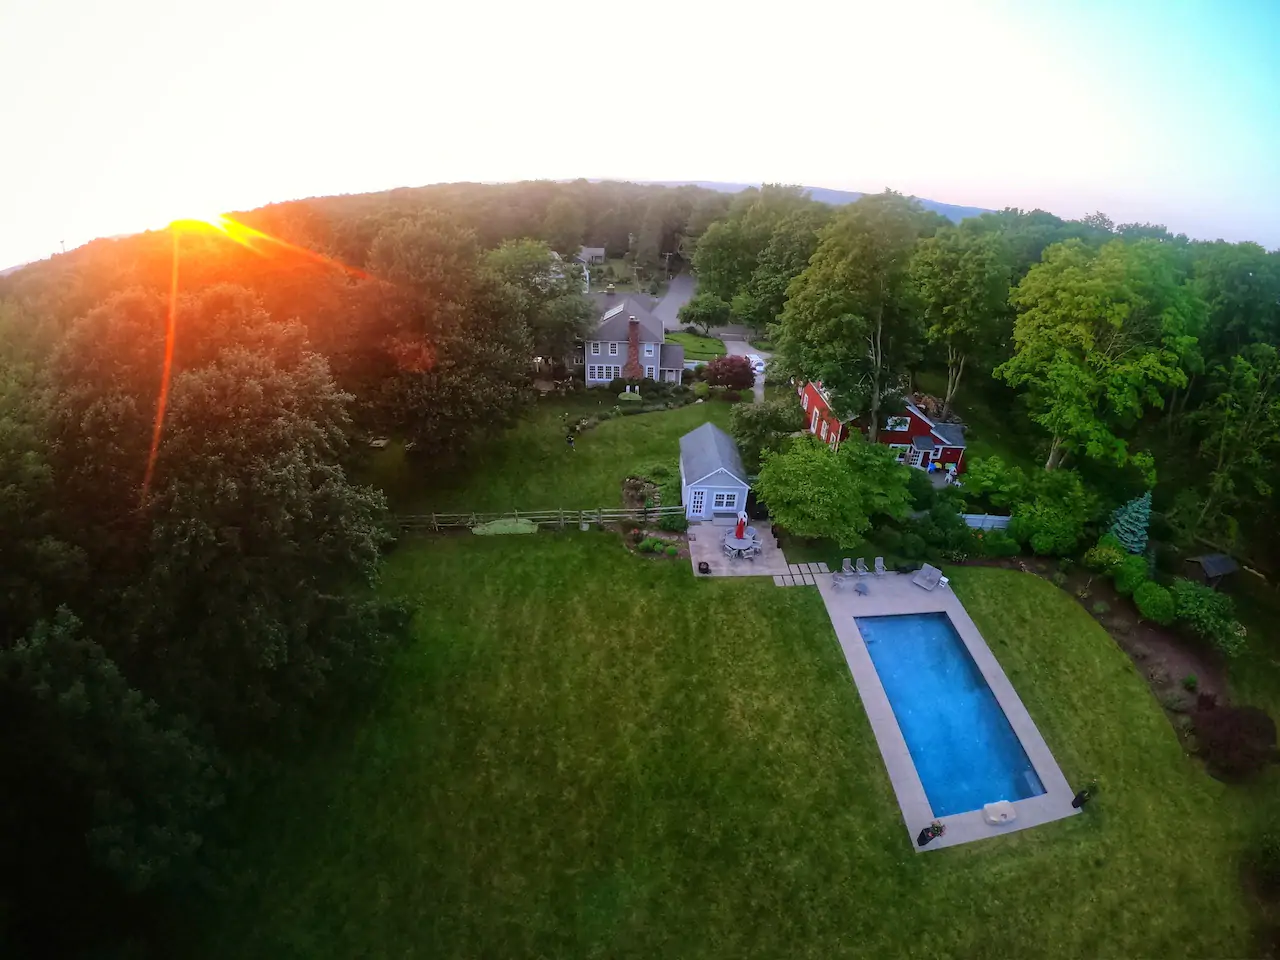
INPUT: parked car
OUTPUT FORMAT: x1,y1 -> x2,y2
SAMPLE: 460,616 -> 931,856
746,354 -> 766,374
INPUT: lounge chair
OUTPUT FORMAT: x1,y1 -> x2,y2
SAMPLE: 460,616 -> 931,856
874,557 -> 886,576
912,563 -> 943,591
856,558 -> 870,576
841,558 -> 854,576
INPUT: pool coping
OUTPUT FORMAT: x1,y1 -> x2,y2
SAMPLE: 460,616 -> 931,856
815,572 -> 1080,851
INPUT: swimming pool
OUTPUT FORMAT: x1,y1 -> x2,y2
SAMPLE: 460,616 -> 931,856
856,612 -> 1045,817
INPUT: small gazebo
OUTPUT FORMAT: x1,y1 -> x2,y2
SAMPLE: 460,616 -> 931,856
1184,554 -> 1239,589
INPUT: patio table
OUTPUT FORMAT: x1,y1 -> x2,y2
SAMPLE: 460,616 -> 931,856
723,534 -> 759,558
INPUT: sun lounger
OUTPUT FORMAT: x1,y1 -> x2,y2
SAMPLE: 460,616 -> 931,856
856,558 -> 870,576
912,563 -> 943,591
874,557 -> 886,576
841,558 -> 854,576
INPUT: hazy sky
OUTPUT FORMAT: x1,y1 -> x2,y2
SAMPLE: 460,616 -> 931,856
2,0 -> 1278,268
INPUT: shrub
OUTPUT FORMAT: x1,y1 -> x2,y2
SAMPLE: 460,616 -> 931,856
975,529 -> 1019,557
1112,555 -> 1149,596
1258,833 -> 1280,892
1051,571 -> 1069,588
1171,578 -> 1246,657
703,355 -> 755,390
683,325 -> 700,336
1192,705 -> 1277,781
1092,600 -> 1110,616
658,513 -> 688,533
617,390 -> 642,402
1084,534 -> 1127,573
1134,581 -> 1175,625
665,545 -> 679,557
721,389 -> 742,403
899,532 -> 927,563
693,382 -> 710,400
907,468 -> 936,511
1182,674 -> 1198,692
1009,502 -> 1084,556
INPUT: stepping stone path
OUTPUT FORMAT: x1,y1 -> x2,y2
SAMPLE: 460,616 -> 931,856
773,562 -> 827,587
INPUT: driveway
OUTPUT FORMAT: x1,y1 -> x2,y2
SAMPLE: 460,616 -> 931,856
653,272 -> 696,331
722,339 -> 769,404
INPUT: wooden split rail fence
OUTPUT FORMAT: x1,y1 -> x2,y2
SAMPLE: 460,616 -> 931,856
396,504 -> 686,532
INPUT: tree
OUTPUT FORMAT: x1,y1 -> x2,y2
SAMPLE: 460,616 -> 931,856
1192,241 -> 1280,368
729,396 -> 803,470
704,354 -> 754,391
731,206 -> 831,332
773,192 -> 927,443
755,435 -> 911,546
1187,343 -> 1280,539
997,239 -> 1203,469
678,292 -> 732,335
482,239 -> 594,362
910,225 -> 1013,416
541,196 -> 586,254
1109,491 -> 1151,554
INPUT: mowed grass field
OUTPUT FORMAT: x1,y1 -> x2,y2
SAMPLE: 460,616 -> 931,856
362,396 -> 732,514
199,539 -> 1254,958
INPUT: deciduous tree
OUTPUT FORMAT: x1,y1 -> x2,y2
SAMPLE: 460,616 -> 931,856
678,292 -> 732,335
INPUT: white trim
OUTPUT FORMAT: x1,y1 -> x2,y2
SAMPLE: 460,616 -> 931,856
684,466 -> 749,487
645,365 -> 655,379
591,342 -> 600,356
609,342 -> 619,356
713,491 -> 738,510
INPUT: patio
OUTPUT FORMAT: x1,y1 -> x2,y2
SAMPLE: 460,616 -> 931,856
687,517 -> 791,577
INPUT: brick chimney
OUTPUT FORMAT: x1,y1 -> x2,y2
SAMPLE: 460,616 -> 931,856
622,317 -> 644,380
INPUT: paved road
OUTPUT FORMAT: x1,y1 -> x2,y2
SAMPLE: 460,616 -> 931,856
653,272 -> 696,331
722,339 -> 770,404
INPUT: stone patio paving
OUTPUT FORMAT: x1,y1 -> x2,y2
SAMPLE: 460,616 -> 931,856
687,518 -> 790,578
815,571 -> 1080,851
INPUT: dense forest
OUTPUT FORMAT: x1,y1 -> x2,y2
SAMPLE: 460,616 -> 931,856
3,176 -> 1278,954
0,179 -> 725,955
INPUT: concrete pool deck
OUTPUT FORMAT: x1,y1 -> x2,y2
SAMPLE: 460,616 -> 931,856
815,571 -> 1080,851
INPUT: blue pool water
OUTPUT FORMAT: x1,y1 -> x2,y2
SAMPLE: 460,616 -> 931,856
856,613 -> 1045,816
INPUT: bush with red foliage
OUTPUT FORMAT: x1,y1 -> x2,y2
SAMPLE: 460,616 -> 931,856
704,355 -> 755,391
1192,703 -> 1277,781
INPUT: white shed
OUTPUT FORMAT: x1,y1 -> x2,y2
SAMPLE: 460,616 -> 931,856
679,422 -> 751,520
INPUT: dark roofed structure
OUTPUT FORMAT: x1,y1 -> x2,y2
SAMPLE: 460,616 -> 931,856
1185,554 -> 1239,587
660,342 -> 684,370
932,422 -> 966,448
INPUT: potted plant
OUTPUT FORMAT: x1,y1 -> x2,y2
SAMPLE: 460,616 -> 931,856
916,820 -> 946,846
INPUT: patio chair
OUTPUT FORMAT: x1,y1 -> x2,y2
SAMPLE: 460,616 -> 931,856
912,563 -> 943,591
841,558 -> 854,576
874,557 -> 886,576
856,557 -> 870,576
723,542 -> 738,558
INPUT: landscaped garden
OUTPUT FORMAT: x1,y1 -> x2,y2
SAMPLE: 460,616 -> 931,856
197,538 -> 1255,958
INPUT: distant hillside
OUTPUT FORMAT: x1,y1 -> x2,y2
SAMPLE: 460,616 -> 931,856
640,180 -> 991,223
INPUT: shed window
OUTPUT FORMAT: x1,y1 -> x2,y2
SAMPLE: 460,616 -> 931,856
811,409 -> 820,432
802,392 -> 809,410
820,420 -> 829,440
713,492 -> 737,509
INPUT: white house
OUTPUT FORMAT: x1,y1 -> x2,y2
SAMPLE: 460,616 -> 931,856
679,423 -> 751,520
577,246 -> 607,265
583,290 -> 684,384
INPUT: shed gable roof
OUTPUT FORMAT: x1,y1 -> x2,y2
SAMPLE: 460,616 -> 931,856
680,422 -> 747,485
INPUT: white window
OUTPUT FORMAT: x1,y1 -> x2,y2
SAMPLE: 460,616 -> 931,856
889,444 -> 909,463
821,420 -> 829,440
644,343 -> 655,357
690,489 -> 705,515
885,416 -> 910,432
802,392 -> 809,410
811,409 -> 820,432
713,492 -> 737,510
645,365 -> 655,379
609,342 -> 619,356
587,365 -> 597,380
591,342 -> 600,356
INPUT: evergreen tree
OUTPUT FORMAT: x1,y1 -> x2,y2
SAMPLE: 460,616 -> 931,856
1109,491 -> 1152,554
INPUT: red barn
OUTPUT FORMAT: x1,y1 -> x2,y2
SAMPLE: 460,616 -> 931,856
797,381 -> 967,476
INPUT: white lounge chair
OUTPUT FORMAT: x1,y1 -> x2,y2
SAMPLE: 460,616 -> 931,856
856,558 -> 870,576
874,557 -> 886,576
841,558 -> 854,576
912,564 -> 943,591
938,575 -> 950,589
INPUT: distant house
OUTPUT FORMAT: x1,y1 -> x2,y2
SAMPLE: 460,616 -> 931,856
582,287 -> 683,384
1184,554 -> 1239,589
577,246 -> 607,265
679,423 -> 750,520
797,380 -> 967,474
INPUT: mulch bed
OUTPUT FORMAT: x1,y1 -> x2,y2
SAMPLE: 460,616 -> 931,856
968,557 -> 1228,741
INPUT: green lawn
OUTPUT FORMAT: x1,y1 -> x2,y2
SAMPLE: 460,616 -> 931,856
665,331 -> 726,362
361,397 -> 731,513
199,541 -> 1254,958
749,339 -> 774,352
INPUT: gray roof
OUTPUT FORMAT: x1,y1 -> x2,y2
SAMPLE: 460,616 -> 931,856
1189,554 -> 1239,578
660,342 -> 684,369
680,423 -> 747,485
592,293 -> 663,342
911,435 -> 936,451
932,422 -> 966,448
